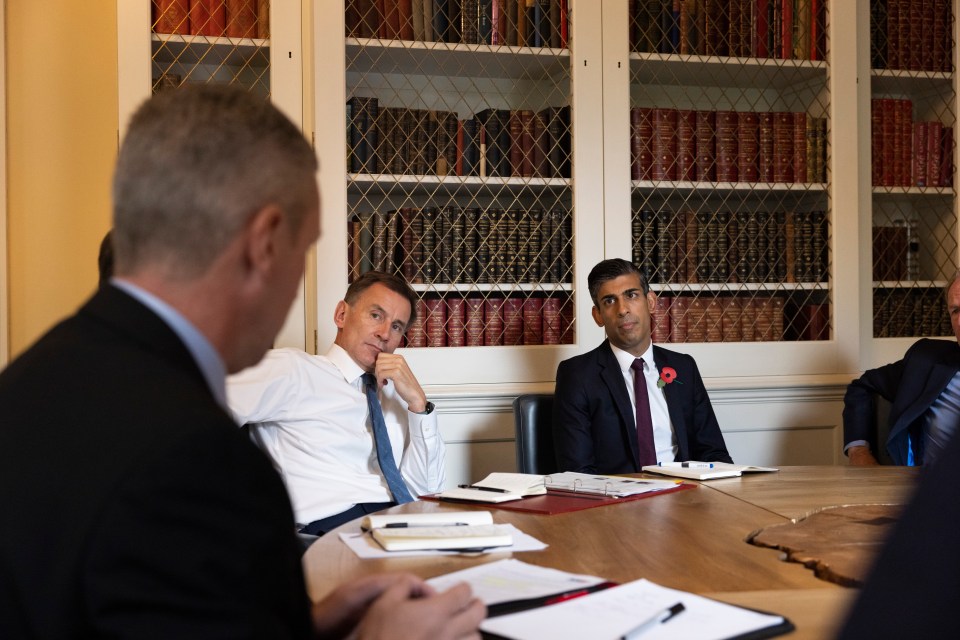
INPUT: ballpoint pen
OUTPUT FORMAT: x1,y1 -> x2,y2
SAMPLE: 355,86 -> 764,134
620,602 -> 685,639
458,484 -> 511,493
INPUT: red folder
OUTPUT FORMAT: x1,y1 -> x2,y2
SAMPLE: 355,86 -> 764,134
423,482 -> 695,515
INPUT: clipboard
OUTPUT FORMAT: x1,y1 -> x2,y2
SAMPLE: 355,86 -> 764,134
424,481 -> 695,514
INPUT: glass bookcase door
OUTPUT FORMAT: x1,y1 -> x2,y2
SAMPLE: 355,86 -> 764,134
343,2 -> 575,351
869,0 -> 957,342
626,2 -> 832,347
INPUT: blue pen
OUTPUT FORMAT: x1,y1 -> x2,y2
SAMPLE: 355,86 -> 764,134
620,602 -> 685,639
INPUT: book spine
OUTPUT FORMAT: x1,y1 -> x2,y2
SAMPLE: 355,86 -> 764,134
154,0 -> 190,34
715,110 -> 739,182
405,299 -> 429,347
484,297 -> 505,345
695,110 -> 716,182
424,298 -> 447,347
522,297 -> 544,345
502,298 -> 524,345
737,111 -> 760,183
225,0 -> 258,38
542,296 -> 562,344
652,108 -> 679,181
446,297 -> 467,347
464,296 -> 485,346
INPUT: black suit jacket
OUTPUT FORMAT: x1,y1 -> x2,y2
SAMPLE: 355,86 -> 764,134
553,341 -> 732,473
838,424 -> 960,639
843,338 -> 960,465
0,286 -> 311,639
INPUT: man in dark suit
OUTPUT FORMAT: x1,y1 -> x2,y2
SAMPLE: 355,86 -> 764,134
0,85 -> 483,639
553,259 -> 732,474
837,411 -> 960,639
843,275 -> 960,466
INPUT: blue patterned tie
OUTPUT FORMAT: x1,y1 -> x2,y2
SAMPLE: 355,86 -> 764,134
362,373 -> 414,504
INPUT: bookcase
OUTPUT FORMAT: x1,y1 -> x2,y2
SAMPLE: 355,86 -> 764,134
869,0 -> 957,353
116,0 -> 308,350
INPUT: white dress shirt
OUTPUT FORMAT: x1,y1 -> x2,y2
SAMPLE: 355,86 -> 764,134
226,345 -> 445,525
610,343 -> 678,463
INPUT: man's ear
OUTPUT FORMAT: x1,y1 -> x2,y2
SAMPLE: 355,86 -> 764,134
244,204 -> 285,277
333,300 -> 348,330
592,305 -> 603,327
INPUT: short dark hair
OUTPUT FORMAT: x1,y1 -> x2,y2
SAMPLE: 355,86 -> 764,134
587,259 -> 649,306
345,271 -> 419,328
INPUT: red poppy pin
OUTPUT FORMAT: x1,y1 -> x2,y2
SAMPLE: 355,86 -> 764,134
657,366 -> 680,388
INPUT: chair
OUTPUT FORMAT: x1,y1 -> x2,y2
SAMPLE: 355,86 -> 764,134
512,394 -> 557,474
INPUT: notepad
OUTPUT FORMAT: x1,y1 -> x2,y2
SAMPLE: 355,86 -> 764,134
370,524 -> 514,552
360,510 -> 493,531
544,471 -> 681,497
641,462 -> 779,481
437,472 -> 548,503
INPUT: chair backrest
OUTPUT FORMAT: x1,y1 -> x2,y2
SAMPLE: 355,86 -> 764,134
512,394 -> 557,474
872,393 -> 895,465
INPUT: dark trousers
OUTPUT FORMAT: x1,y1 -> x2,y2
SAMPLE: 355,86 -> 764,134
299,501 -> 396,536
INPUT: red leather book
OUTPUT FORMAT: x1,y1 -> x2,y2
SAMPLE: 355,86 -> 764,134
446,297 -> 467,347
914,121 -> 929,187
154,0 -> 190,34
715,110 -> 739,183
560,295 -> 574,344
650,294 -> 671,343
871,100 -> 883,186
522,297 -> 544,345
793,112 -> 807,184
652,108 -> 679,181
424,298 -> 447,347
705,299 -> 723,342
740,298 -> 757,342
668,296 -> 690,343
257,0 -> 269,38
758,111 -> 775,182
684,297 -> 708,343
772,111 -> 794,183
630,107 -> 643,180
926,120 -> 943,187
541,297 -> 562,345
636,107 -> 654,180
720,297 -> 743,342
695,110 -> 716,182
737,111 -> 760,183
189,0 -> 225,36
933,0 -> 948,71
484,297 -> 505,346
676,109 -> 697,181
463,297 -> 485,346
941,127 -> 954,187
754,0 -> 770,58
879,99 -> 896,186
502,298 -> 524,345
755,296 -> 775,341
779,0 -> 793,60
508,111 -> 522,177
907,0 -> 922,70
405,300 -> 429,347
225,0 -> 258,38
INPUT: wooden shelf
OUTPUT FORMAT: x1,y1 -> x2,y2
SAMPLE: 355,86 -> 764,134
152,33 -> 269,66
630,53 -> 827,90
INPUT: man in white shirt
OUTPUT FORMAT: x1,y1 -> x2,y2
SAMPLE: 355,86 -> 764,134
228,270 -> 445,534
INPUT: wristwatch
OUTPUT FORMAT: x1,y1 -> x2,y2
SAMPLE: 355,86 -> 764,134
415,401 -> 435,415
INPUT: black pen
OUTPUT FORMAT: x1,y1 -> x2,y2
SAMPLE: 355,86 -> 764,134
458,484 -> 510,493
383,522 -> 469,528
619,602 -> 685,639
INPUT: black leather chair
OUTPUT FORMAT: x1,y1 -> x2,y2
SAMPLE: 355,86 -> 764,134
512,394 -> 557,474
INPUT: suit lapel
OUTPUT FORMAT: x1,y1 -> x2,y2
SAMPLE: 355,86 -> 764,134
892,358 -> 960,443
653,347 -> 688,461
598,342 -> 640,470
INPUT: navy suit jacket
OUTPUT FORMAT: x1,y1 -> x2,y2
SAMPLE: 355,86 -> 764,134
553,340 -> 732,473
0,286 -> 311,638
843,338 -> 960,465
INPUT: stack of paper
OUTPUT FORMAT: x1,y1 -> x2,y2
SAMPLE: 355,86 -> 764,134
641,462 -> 778,481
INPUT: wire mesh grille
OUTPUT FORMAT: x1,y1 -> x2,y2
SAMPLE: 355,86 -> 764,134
344,0 -> 574,348
870,0 -> 957,338
628,2 -> 831,342
151,0 -> 271,98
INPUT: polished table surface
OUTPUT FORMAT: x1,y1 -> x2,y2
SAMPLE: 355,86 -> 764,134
302,466 -> 919,639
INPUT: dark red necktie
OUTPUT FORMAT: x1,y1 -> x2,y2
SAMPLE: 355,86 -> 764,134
631,358 -> 657,467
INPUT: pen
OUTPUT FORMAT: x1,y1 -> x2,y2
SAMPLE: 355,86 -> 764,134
486,581 -> 618,617
458,484 -> 510,493
383,522 -> 469,528
657,462 -> 713,469
620,602 -> 685,639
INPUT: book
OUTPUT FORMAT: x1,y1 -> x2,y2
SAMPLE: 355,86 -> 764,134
154,0 -> 190,34
641,461 -> 779,481
438,472 -> 548,503
225,0 -> 258,38
371,523 -> 513,552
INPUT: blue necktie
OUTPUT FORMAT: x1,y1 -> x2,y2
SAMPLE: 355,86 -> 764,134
924,371 -> 960,466
361,373 -> 414,504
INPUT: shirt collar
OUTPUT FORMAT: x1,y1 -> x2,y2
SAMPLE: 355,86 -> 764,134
325,343 -> 366,385
111,279 -> 227,407
610,341 -> 655,375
